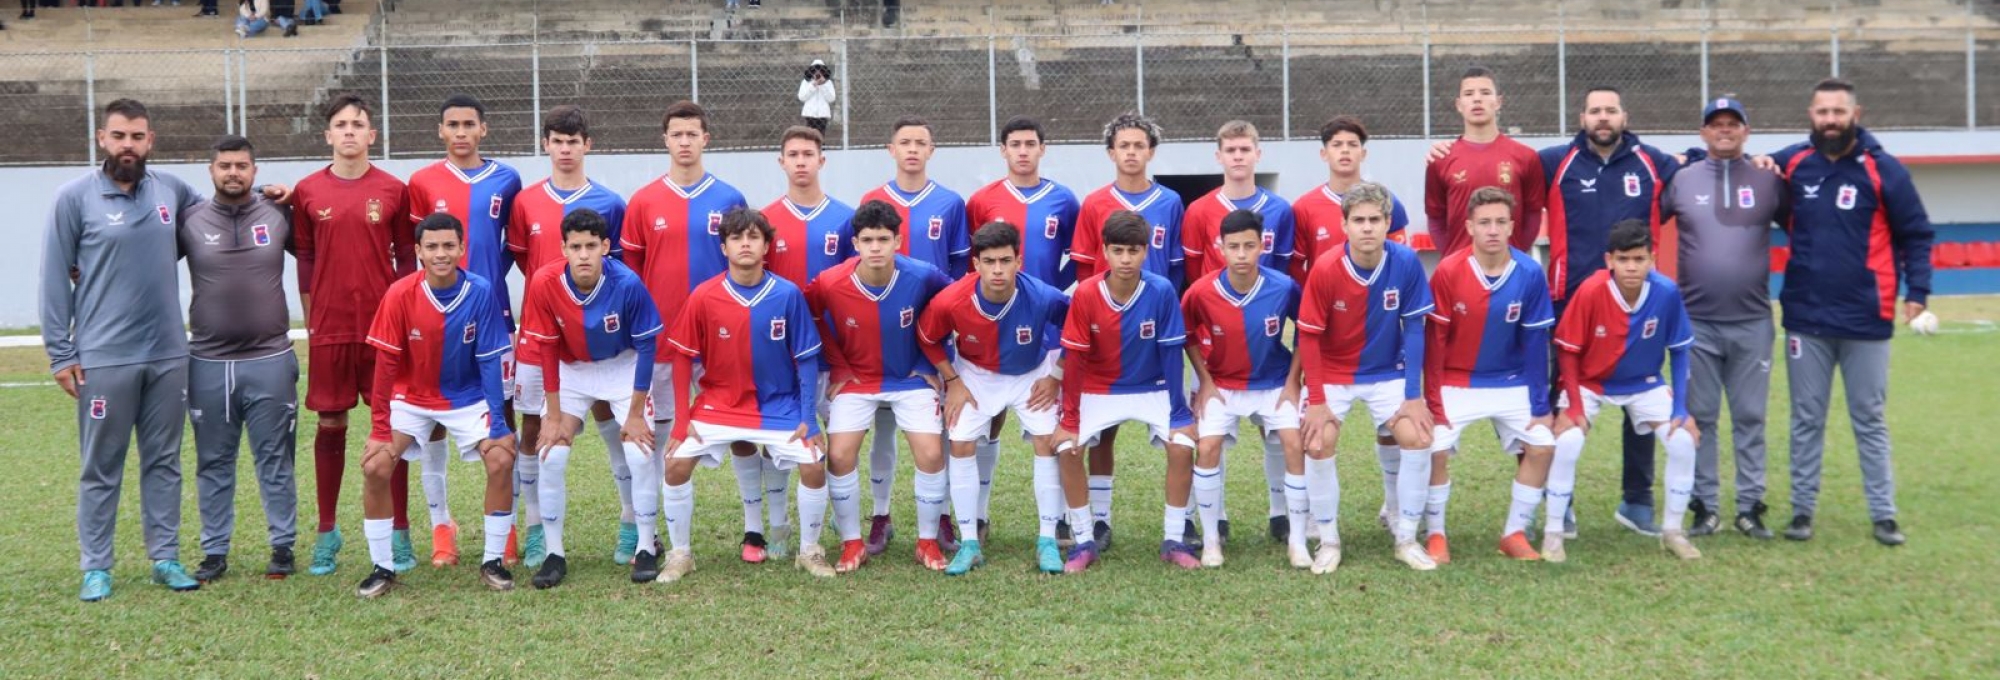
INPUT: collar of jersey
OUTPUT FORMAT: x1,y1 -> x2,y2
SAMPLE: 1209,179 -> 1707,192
782,196 -> 829,221
563,268 -> 604,306
973,285 -> 1017,321
724,274 -> 776,308
664,173 -> 716,200
444,160 -> 499,185
422,271 -> 471,313
1607,274 -> 1652,314
1003,179 -> 1055,205
884,180 -> 935,207
1319,183 -> 1345,205
1099,278 -> 1147,313
1212,271 -> 1263,308
849,267 -> 901,302
542,180 -> 593,205
1341,247 -> 1384,287
1465,253 -> 1518,292
1216,189 -> 1269,213
1112,183 -> 1162,212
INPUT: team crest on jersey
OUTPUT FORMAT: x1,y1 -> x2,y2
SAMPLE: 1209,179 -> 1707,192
928,216 -> 944,240
1836,184 -> 1858,211
1264,315 -> 1281,337
462,321 -> 478,344
1139,319 -> 1156,339
488,195 -> 504,220
1036,215 -> 1057,241
769,318 -> 787,341
604,312 -> 621,333
824,232 -> 841,256
707,211 -> 723,235
1260,231 -> 1275,254
1737,185 -> 1756,209
899,307 -> 915,328
434,199 -> 449,214
1505,301 -> 1522,323
367,199 -> 383,224
1624,172 -> 1643,198
1151,225 -> 1167,249
251,224 -> 271,246
156,204 -> 173,225
89,398 -> 106,420
1498,162 -> 1515,185
1015,325 -> 1034,345
1642,317 -> 1659,339
1383,289 -> 1401,311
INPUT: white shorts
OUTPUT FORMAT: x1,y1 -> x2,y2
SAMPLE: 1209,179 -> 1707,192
1196,387 -> 1301,444
1073,391 -> 1195,452
670,420 -> 821,470
946,360 -> 1058,443
1429,385 -> 1554,455
553,351 -> 643,424
1558,385 -> 1674,435
828,389 -> 941,434
816,373 -> 831,422
1321,380 -> 1407,437
515,361 -> 546,415
389,401 -> 497,462
647,362 -> 689,423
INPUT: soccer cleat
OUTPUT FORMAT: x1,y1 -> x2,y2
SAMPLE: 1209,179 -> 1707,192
1268,515 -> 1289,543
1688,499 -> 1721,537
531,554 -> 568,589
1377,502 -> 1392,532
944,540 -> 984,576
193,554 -> 229,583
836,539 -> 868,573
1873,519 -> 1906,546
1310,542 -> 1343,574
80,570 -> 113,602
390,530 -> 417,572
614,522 -> 639,564
1614,503 -> 1660,537
266,547 -> 295,579
1393,541 -> 1437,571
1661,530 -> 1702,560
355,566 -> 397,599
1425,534 -> 1452,565
1562,507 -> 1579,540
1496,531 -> 1541,561
1783,515 -> 1814,542
1541,533 -> 1567,564
631,546 -> 663,582
767,524 -> 793,560
1094,521 -> 1115,551
1736,502 -> 1774,540
977,519 -> 990,545
1055,519 -> 1074,549
740,532 -> 769,564
1036,537 -> 1064,574
522,525 -> 547,569
796,544 -> 837,578
503,525 -> 520,566
1158,540 -> 1201,570
1063,541 -> 1100,574
1218,518 -> 1232,544
1199,542 -> 1224,568
431,521 -> 460,567
1288,542 -> 1312,570
153,560 -> 201,591
865,515 -> 894,556
1182,519 -> 1202,551
916,538 -> 948,571
657,549 -> 696,583
308,528 -> 343,576
936,515 -> 959,553
478,558 -> 515,591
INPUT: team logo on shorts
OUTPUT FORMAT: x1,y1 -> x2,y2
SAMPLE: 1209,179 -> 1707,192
769,318 -> 787,341
1836,184 -> 1858,211
463,321 -> 478,344
707,211 -> 723,235
367,198 -> 383,224
251,224 -> 271,246
604,312 -> 621,333
1151,225 -> 1167,249
89,398 -> 106,420
928,216 -> 944,240
156,204 -> 173,225
1642,317 -> 1659,339
1383,289 -> 1401,311
1044,216 -> 1060,240
1737,185 -> 1756,209
824,232 -> 841,256
1139,319 -> 1156,339
1623,172 -> 1643,198
899,307 -> 915,328
488,195 -> 504,220
1505,301 -> 1522,323
1264,315 -> 1281,337
1261,231 -> 1275,253
1016,325 -> 1034,345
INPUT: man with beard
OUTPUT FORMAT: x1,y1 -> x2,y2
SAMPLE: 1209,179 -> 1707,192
1770,78 -> 1933,547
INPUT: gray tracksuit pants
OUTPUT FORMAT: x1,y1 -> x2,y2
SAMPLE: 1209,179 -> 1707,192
76,360 -> 188,572
1786,331 -> 1897,521
1689,317 -> 1774,511
191,352 -> 300,556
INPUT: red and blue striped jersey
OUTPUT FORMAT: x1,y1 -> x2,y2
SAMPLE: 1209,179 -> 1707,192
806,255 -> 955,394
1061,272 -> 1188,396
405,160 -> 522,323
366,270 -> 512,414
859,180 -> 970,278
620,172 -> 749,350
1297,242 -> 1434,387
1073,182 -> 1185,282
1182,267 -> 1300,391
763,196 -> 855,289
507,178 -> 628,274
966,178 -> 1080,290
665,273 -> 822,432
1183,186 -> 1297,279
518,259 -> 663,392
1553,270 -> 1693,396
1427,249 -> 1555,389
918,272 -> 1070,376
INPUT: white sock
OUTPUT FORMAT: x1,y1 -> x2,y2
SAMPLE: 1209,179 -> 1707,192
914,469 -> 946,540
1067,505 -> 1094,545
1426,483 -> 1452,537
662,479 -> 693,551
516,442 -> 541,531
975,438 -> 999,522
418,441 -> 452,527
364,517 -> 394,570
481,512 -> 511,563
1162,503 -> 1189,544
1193,465 -> 1223,545
948,455 -> 981,540
731,454 -> 766,535
831,470 -> 862,541
763,458 -> 792,531
1504,481 -> 1542,537
538,445 -> 570,557
625,444 -> 659,551
1547,429 -> 1586,533
1089,475 -> 1114,527
1661,428 -> 1698,531
1394,449 -> 1431,543
1033,455 -> 1062,539
596,417 -> 635,521
1377,442 -> 1400,518
1284,472 -> 1310,549
868,409 -> 898,517
796,480 -> 829,549
1306,456 -> 1340,545
1263,438 -> 1287,519
1216,453 -> 1230,522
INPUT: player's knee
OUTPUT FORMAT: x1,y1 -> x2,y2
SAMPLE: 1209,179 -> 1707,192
316,412 -> 348,432
361,451 -> 397,481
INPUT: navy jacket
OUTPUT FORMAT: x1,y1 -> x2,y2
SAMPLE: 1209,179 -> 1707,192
1771,128 -> 1933,341
1539,130 -> 1679,302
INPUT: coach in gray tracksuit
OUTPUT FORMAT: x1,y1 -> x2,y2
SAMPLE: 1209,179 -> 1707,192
181,135 -> 300,577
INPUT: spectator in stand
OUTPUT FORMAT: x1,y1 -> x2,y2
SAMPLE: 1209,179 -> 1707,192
298,0 -> 326,25
798,60 -> 837,133
235,0 -> 295,38
196,0 -> 219,17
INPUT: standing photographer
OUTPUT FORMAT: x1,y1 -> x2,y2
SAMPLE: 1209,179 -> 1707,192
798,59 -> 837,133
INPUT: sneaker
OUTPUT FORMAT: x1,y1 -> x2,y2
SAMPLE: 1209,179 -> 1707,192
766,524 -> 793,560
234,25 -> 246,38
1310,542 -> 1342,574
1783,515 -> 1814,542
390,529 -> 416,572
836,539 -> 868,573
796,544 -> 837,578
80,570 -> 113,602
1055,519 -> 1074,549
430,521 -> 460,567
280,21 -> 297,37
1036,537 -> 1064,574
1268,515 -> 1288,543
657,549 -> 695,583
945,540 -> 984,576
1393,541 -> 1437,571
1063,541 -> 1100,573
1562,506 -> 1578,540
630,546 -> 662,582
613,522 -> 638,564
1873,519 -> 1906,546
1094,521 -> 1114,551
1661,530 -> 1702,560
1182,519 -> 1202,551
1735,502 -> 1774,540
522,525 -> 547,569
1287,542 -> 1312,569
1688,499 -> 1721,537
865,515 -> 894,556
916,538 -> 947,571
478,558 -> 514,591
1158,540 -> 1201,570
1377,503 -> 1392,531
503,525 -> 519,565
193,554 -> 229,583
1218,518 -> 1232,544
937,515 -> 959,553
1496,531 -> 1540,560
1614,503 -> 1660,537
1541,533 -> 1567,564
531,554 -> 567,589
977,519 -> 990,545
740,532 -> 769,564
153,560 -> 201,591
266,547 -> 295,579
1425,534 -> 1452,565
1199,542 -> 1224,568
355,565 -> 396,598
308,528 -> 342,575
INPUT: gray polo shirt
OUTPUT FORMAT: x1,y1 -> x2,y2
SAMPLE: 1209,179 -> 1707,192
41,169 -> 202,372
1664,155 -> 1788,322
180,196 -> 295,360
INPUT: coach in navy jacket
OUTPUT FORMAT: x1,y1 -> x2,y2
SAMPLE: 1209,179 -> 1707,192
1767,78 -> 1930,547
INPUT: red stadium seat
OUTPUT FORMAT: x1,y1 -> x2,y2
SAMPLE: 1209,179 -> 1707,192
1933,242 -> 1970,269
1967,241 -> 2000,268
1769,246 -> 1790,273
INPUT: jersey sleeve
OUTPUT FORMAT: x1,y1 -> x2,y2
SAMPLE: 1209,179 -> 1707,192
1388,195 -> 1411,240
1071,199 -> 1103,265
1295,266 -> 1333,335
1158,290 -> 1187,347
1426,268 -> 1454,327
517,277 -> 558,349
665,296 -> 704,358
1059,293 -> 1094,352
291,186 -> 318,293
619,201 -> 648,260
505,194 -> 531,255
603,198 -> 628,257
1666,287 -> 1695,349
473,287 -> 512,359
1270,204 -> 1298,262
1552,292 -> 1589,354
364,291 -> 405,354
787,291 -> 823,362
945,199 -> 971,277
1522,273 -> 1556,330
1400,254 -> 1435,318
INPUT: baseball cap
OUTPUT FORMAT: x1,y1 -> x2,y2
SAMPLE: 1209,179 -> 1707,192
1702,97 -> 1748,125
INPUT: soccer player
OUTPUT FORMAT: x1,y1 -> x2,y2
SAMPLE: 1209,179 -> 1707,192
660,208 -> 832,581
806,200 -> 953,573
1180,119 -> 1298,543
1056,211 -> 1199,570
290,92 -> 418,576
964,115 -> 1079,543
506,104 -> 632,571
355,213 -> 518,598
1291,115 -> 1411,276
918,222 -> 1076,574
1422,187 -> 1557,564
855,116 -> 971,552
1296,182 -> 1439,573
403,93 -> 523,568
518,208 -> 661,588
1182,209 -> 1304,569
1548,219 -> 1699,562
1424,66 -> 1547,257
181,135 -> 301,583
620,100 -> 754,566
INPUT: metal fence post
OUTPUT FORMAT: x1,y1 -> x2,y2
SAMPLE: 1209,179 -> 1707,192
690,39 -> 700,103
1967,4 -> 1977,130
1281,29 -> 1291,141
987,35 -> 998,146
223,50 -> 235,135
379,42 -> 391,158
1134,17 -> 1146,116
1557,19 -> 1568,137
532,39 -> 543,157
1830,25 -> 1841,77
1700,24 -> 1711,104
839,38 -> 850,150
237,50 -> 248,138
1421,22 -> 1432,140
85,52 -> 97,166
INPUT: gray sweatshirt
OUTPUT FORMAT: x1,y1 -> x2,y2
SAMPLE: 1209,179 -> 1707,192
1664,155 -> 1789,322
41,169 -> 202,372
180,196 -> 295,360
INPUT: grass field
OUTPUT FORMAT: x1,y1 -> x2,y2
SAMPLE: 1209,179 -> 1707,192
1,300 -> 1996,678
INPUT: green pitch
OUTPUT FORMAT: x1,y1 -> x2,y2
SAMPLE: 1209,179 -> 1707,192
1,300 -> 1996,678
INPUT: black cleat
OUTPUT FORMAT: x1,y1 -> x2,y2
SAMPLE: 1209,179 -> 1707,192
1783,514 -> 1814,542
631,544 -> 662,582
266,547 -> 295,579
1219,518 -> 1232,544
1055,519 -> 1073,549
1268,515 -> 1288,543
1182,519 -> 1201,551
1872,519 -> 1906,546
1093,521 -> 1114,551
1735,501 -> 1774,539
977,519 -> 990,545
1688,499 -> 1720,537
193,554 -> 229,583
479,559 -> 515,591
355,566 -> 396,598
532,554 -> 568,589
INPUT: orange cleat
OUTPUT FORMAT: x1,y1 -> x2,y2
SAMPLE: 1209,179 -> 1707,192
431,521 -> 460,567
1426,533 -> 1452,565
836,539 -> 868,573
1497,531 -> 1541,561
915,539 -> 947,571
503,525 -> 521,566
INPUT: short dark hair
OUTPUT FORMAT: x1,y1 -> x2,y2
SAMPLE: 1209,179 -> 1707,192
1583,85 -> 1622,104
103,98 -> 149,125
1102,111 -> 1161,149
781,125 -> 824,151
543,104 -> 589,140
1317,115 -> 1368,145
1000,115 -> 1045,144
321,92 -> 372,126
717,206 -> 773,242
211,134 -> 255,160
1101,210 -> 1148,249
561,207 -> 609,241
1459,65 -> 1498,92
1606,218 -> 1652,253
971,221 -> 1020,256
890,115 -> 932,139
1220,209 -> 1263,240
439,93 -> 486,121
852,200 -> 902,236
662,99 -> 709,133
1468,186 -> 1517,214
1814,77 -> 1858,102
416,212 -> 464,241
